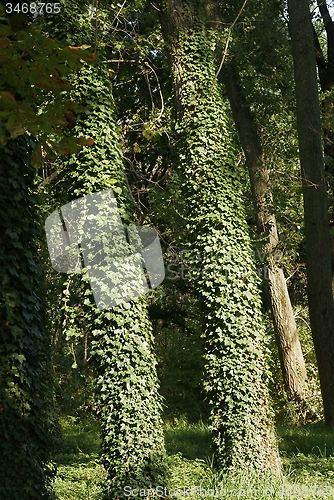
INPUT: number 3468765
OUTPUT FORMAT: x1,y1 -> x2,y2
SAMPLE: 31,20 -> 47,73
6,3 -> 61,14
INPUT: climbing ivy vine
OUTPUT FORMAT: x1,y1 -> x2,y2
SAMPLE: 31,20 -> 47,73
41,1 -> 168,497
159,0 -> 281,472
0,137 -> 58,499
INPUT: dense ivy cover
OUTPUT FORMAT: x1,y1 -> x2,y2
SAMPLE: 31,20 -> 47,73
42,2 -> 169,496
0,137 -> 58,499
161,6 -> 281,471
56,64 -> 168,498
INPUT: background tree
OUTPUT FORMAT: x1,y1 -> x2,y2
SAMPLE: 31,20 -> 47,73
288,0 -> 334,424
313,0 -> 334,292
220,58 -> 308,414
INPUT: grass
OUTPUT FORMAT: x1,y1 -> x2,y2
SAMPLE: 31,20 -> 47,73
53,416 -> 106,500
52,416 -> 334,499
277,423 -> 334,495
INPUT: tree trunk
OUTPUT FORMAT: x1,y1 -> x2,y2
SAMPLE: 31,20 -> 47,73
288,0 -> 334,424
44,3 -> 168,496
159,0 -> 281,473
268,267 -> 307,402
220,60 -> 308,410
0,137 -> 58,499
313,0 -> 334,294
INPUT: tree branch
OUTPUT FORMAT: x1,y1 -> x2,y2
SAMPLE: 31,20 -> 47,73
317,0 -> 334,79
317,0 -> 332,31
38,170 -> 58,189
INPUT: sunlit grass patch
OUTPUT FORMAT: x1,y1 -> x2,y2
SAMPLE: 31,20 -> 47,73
53,416 -> 334,500
164,417 -> 212,460
54,462 -> 106,500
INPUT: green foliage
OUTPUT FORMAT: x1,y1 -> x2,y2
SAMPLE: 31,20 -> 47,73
41,0 -> 96,47
150,283 -> 207,422
57,62 -> 169,489
0,137 -> 59,499
223,0 -> 306,311
54,417 -> 106,500
0,2 -> 95,164
109,2 -> 174,203
93,301 -> 168,497
49,272 -> 97,417
164,418 -> 211,460
40,3 -> 169,494
0,0 -> 329,495
162,8 -> 280,470
156,321 -> 206,421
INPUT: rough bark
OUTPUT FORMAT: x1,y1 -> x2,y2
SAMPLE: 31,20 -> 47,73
288,0 -> 334,424
220,61 -> 308,409
268,268 -> 307,401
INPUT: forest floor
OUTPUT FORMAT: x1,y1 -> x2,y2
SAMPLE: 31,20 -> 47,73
53,417 -> 334,499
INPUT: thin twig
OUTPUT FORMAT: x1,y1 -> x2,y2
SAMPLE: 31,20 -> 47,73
111,0 -> 127,28
104,59 -> 137,63
213,0 -> 248,85
144,61 -> 165,118
38,170 -> 58,188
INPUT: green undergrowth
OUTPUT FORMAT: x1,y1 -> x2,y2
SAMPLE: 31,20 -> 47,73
53,416 -> 334,499
53,416 -> 106,500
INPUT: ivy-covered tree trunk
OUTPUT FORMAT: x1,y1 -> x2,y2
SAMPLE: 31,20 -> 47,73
288,0 -> 334,424
0,137 -> 58,499
220,60 -> 308,412
42,1 -> 168,496
159,0 -> 281,472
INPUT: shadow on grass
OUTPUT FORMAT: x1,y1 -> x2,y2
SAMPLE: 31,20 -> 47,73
164,419 -> 212,461
277,422 -> 334,458
55,416 -> 102,466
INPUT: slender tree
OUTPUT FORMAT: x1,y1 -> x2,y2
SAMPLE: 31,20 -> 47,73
288,0 -> 334,424
159,0 -> 281,472
220,60 -> 308,411
313,0 -> 334,292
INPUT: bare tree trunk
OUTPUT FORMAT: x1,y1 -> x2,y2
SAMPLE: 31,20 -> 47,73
220,61 -> 308,409
313,0 -> 334,294
269,267 -> 307,401
288,0 -> 334,424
